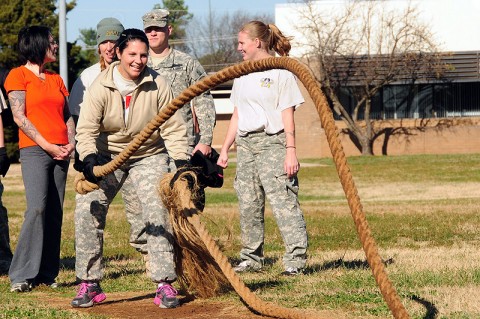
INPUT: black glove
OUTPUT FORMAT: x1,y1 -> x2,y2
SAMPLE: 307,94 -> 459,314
0,147 -> 10,177
82,154 -> 100,183
73,150 -> 84,172
190,149 -> 224,188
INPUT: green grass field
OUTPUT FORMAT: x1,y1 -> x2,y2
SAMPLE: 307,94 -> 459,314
1,153 -> 480,318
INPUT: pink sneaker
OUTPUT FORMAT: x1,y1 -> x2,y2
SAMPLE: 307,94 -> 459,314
71,282 -> 106,308
153,282 -> 179,308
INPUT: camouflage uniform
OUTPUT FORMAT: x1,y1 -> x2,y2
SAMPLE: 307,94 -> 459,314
147,49 -> 216,150
123,49 -> 216,252
75,152 -> 176,282
122,174 -> 147,253
235,131 -> 308,270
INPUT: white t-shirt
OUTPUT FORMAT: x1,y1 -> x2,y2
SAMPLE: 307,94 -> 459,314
230,69 -> 304,136
113,66 -> 138,123
69,63 -> 102,116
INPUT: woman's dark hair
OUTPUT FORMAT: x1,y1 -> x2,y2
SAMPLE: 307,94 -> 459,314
115,28 -> 149,54
17,26 -> 52,65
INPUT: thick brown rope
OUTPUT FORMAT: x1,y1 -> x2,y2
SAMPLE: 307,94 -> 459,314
74,57 -> 410,319
160,171 -> 324,319
159,171 -> 232,298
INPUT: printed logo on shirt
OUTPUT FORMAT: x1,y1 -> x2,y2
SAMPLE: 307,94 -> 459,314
260,77 -> 273,88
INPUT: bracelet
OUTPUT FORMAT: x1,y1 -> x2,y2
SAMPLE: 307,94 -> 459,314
286,146 -> 296,149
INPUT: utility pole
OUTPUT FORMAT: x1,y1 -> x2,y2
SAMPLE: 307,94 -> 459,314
208,0 -> 215,71
59,0 -> 68,88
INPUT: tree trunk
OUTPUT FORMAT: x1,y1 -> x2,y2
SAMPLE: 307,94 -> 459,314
360,138 -> 373,155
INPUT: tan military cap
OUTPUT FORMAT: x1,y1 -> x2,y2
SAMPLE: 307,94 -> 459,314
142,9 -> 169,29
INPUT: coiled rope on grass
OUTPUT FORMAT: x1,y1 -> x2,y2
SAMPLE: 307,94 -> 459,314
74,56 -> 410,319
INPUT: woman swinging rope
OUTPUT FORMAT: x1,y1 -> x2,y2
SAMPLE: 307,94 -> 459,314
71,28 -> 188,309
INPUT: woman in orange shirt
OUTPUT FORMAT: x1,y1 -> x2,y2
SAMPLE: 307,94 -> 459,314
5,26 -> 75,292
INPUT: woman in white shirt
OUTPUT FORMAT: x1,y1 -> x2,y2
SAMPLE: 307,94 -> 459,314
217,21 -> 308,276
69,17 -> 124,124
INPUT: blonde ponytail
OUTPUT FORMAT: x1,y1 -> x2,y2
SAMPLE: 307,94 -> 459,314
240,21 -> 292,57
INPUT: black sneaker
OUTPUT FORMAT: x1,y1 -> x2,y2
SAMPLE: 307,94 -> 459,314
71,282 -> 106,308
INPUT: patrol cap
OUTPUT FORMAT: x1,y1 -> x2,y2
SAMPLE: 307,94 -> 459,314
96,17 -> 124,45
142,9 -> 169,29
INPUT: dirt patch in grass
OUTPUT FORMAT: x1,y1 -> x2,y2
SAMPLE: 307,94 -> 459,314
37,292 -> 345,319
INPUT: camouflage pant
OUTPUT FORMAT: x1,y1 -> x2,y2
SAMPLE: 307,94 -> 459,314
122,175 -> 148,254
123,149 -> 192,254
121,155 -> 186,254
74,152 -> 176,283
235,131 -> 308,269
0,181 -> 12,273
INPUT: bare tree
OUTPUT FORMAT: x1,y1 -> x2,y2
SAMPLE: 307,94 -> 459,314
186,10 -> 273,72
296,0 -> 448,155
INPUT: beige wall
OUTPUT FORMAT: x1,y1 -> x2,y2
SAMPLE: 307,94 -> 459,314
211,84 -> 480,159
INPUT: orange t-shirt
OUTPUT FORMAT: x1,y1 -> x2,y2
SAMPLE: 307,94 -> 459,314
5,66 -> 69,149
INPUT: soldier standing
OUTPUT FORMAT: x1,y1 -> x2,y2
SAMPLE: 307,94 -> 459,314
217,21 -> 308,276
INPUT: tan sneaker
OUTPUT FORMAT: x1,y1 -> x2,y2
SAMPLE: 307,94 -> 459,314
281,267 -> 304,276
233,260 -> 262,273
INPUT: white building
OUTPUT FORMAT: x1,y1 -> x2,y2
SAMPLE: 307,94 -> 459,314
210,0 -> 480,156
276,0 -> 480,57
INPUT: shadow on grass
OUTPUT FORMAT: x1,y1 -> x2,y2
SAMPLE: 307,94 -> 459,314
59,254 -> 145,287
228,256 -> 279,268
226,256 -> 284,291
94,292 -> 195,307
96,293 -> 155,306
246,278 -> 284,291
305,257 -> 395,274
60,257 -> 75,270
104,268 -> 145,280
410,295 -> 439,319
61,254 -> 138,270
304,258 -> 440,318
